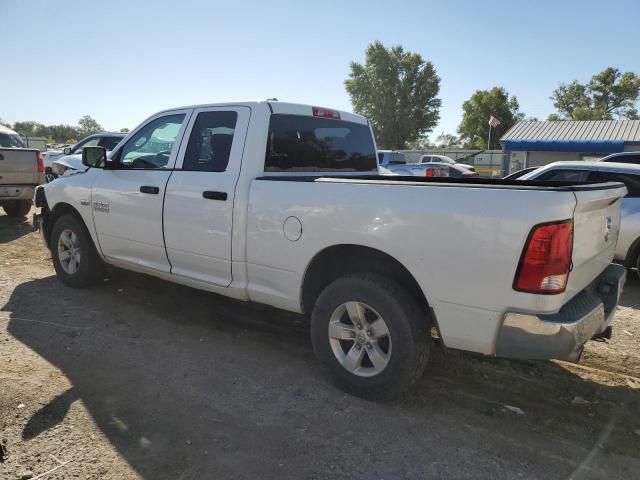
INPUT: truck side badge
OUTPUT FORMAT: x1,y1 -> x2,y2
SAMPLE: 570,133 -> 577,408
92,201 -> 109,213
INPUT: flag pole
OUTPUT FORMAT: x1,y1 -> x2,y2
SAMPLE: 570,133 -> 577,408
487,123 -> 492,150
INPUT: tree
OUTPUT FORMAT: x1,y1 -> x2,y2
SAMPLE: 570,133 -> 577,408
119,127 -> 130,133
435,132 -> 461,149
406,135 -> 434,150
345,41 -> 441,149
550,67 -> 640,120
458,87 -> 524,149
78,115 -> 103,136
13,121 -> 45,137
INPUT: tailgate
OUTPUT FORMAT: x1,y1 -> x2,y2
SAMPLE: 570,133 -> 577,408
0,149 -> 39,185
567,183 -> 627,299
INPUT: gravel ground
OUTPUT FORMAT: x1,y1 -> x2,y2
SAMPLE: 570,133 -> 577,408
1,209 -> 639,479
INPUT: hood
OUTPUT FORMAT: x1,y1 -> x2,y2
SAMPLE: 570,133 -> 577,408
52,155 -> 86,175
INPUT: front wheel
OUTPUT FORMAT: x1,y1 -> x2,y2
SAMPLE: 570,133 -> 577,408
2,199 -> 32,217
310,273 -> 431,400
51,214 -> 104,288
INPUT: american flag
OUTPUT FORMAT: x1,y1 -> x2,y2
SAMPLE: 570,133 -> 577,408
488,115 -> 501,128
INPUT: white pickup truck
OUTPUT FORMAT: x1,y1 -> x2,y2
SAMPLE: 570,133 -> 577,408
1,124 -> 45,217
33,101 -> 627,399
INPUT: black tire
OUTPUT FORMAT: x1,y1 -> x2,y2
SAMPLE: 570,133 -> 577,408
51,213 -> 104,288
2,199 -> 32,217
310,273 -> 431,400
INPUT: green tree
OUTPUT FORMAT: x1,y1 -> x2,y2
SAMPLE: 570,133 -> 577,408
406,135 -> 434,150
550,67 -> 640,120
119,127 -> 130,133
458,87 -> 524,149
345,41 -> 441,149
78,115 -> 103,136
13,121 -> 45,137
435,132 -> 461,148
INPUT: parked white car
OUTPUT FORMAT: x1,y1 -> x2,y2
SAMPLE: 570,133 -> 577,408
43,132 -> 125,182
420,154 -> 476,172
34,101 -> 626,399
377,150 -> 448,176
520,161 -> 640,278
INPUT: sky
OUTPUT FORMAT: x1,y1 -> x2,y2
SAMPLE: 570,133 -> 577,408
2,0 -> 639,138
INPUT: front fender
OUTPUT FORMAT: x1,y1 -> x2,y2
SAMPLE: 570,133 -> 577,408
39,170 -> 103,258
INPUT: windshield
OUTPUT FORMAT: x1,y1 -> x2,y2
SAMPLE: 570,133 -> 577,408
0,133 -> 27,148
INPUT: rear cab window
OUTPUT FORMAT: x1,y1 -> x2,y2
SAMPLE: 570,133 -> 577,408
0,133 -> 27,148
264,114 -> 377,173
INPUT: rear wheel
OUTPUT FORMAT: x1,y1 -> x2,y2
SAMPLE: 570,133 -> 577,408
2,199 -> 32,217
51,214 -> 104,288
310,273 -> 431,400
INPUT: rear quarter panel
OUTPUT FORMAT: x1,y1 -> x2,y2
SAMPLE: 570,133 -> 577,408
246,180 -> 580,354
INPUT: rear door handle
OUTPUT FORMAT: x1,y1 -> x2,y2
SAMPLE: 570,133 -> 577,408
140,185 -> 160,194
202,191 -> 227,201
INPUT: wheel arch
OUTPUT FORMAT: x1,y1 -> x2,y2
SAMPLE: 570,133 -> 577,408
625,235 -> 640,269
301,244 -> 429,317
46,202 -> 93,250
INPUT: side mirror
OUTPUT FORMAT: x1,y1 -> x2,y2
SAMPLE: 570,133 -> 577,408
63,147 -> 72,155
82,146 -> 107,168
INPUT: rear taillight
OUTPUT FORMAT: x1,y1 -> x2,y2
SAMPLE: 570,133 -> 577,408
312,106 -> 340,120
513,220 -> 573,294
37,152 -> 45,173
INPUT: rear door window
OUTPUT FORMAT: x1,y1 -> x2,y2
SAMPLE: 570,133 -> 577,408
265,114 -> 377,172
587,171 -> 640,197
182,111 -> 238,172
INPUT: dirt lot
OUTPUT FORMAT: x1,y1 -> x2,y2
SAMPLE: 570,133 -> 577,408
1,210 -> 639,480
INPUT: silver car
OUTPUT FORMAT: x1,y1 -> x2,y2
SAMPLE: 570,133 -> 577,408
520,161 -> 640,278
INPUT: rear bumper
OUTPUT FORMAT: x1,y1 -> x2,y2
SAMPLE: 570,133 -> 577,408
495,263 -> 626,361
0,184 -> 37,200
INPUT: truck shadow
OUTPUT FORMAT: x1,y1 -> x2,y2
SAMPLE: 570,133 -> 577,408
3,270 -> 640,479
0,213 -> 34,244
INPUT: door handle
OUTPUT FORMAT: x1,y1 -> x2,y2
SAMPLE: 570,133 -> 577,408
140,185 -> 160,194
0,154 -> 4,160
202,191 -> 227,201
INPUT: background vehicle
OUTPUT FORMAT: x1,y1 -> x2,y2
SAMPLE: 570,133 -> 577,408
43,132 -> 126,181
446,163 -> 478,178
504,166 -> 539,179
377,150 -> 447,176
0,124 -> 27,149
35,101 -> 626,399
0,124 -> 45,216
598,151 -> 640,164
520,161 -> 640,279
420,154 -> 476,172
